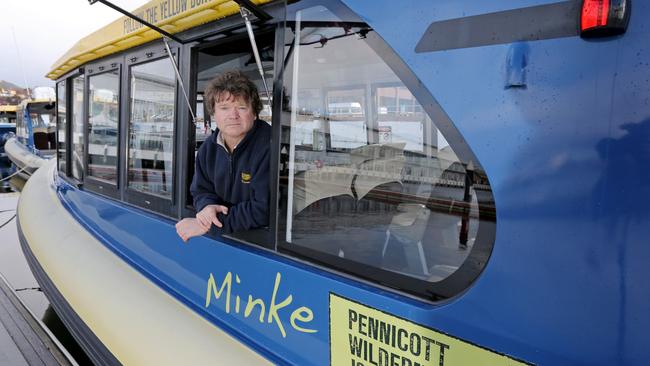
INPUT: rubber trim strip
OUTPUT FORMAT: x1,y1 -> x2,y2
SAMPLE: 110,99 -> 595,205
416,1 -> 579,53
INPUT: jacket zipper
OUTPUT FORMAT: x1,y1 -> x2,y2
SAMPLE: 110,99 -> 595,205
227,153 -> 234,201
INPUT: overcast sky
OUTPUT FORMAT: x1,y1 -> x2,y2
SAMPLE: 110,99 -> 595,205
0,0 -> 148,89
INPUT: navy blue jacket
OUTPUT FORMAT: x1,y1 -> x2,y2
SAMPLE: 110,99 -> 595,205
190,119 -> 271,234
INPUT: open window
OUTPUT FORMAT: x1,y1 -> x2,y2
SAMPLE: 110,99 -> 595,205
185,29 -> 276,247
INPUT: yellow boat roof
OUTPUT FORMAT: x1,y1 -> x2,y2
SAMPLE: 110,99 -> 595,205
47,0 -> 272,80
0,105 -> 18,112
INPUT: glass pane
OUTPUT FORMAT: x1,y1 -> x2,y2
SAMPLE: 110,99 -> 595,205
57,81 -> 67,172
15,105 -> 25,141
377,86 -> 425,152
71,75 -> 85,180
194,95 -> 209,150
280,8 -> 495,283
88,70 -> 120,184
128,58 -> 175,198
327,89 -> 367,149
28,102 -> 56,151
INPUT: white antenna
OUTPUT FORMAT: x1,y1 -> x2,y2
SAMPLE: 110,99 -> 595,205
11,26 -> 30,97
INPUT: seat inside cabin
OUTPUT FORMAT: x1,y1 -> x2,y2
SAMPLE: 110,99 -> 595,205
288,143 -> 479,281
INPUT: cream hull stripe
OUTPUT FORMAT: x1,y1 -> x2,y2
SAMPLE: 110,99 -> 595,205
18,160 -> 271,366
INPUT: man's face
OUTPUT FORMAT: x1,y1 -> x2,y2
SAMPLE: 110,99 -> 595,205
213,93 -> 255,143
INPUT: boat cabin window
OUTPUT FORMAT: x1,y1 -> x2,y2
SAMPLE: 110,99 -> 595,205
88,70 -> 120,185
29,109 -> 53,129
186,31 -> 275,245
15,101 -> 56,151
15,107 -> 25,142
71,75 -> 85,181
0,109 -> 16,124
30,103 -> 56,152
278,5 -> 495,298
127,57 -> 176,199
56,81 -> 67,174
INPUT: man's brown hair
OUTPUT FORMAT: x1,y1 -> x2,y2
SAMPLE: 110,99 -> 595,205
204,70 -> 262,116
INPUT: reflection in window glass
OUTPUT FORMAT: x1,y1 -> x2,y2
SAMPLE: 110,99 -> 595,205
376,86 -> 424,152
280,7 -> 495,286
194,94 -> 209,150
128,58 -> 175,198
57,81 -> 66,172
290,88 -> 321,147
71,75 -> 85,180
15,107 -> 25,142
327,89 -> 366,149
88,70 -> 120,184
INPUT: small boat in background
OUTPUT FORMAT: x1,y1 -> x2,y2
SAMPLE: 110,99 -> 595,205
0,105 -> 17,190
0,105 -> 17,125
15,96 -> 57,155
5,94 -> 56,181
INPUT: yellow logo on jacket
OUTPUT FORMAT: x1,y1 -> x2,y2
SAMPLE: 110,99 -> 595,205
241,172 -> 252,183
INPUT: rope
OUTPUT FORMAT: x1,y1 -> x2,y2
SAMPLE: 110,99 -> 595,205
0,165 -> 29,182
0,214 -> 16,230
14,287 -> 42,292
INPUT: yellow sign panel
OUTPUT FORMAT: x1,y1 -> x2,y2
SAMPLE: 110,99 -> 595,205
330,294 -> 531,366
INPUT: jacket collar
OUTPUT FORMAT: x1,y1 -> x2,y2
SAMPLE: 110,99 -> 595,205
213,119 -> 263,153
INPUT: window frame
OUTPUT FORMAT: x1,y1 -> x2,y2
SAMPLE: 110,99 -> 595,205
180,24 -> 283,250
56,68 -> 85,187
122,43 -> 179,217
69,73 -> 87,183
83,57 -> 123,199
55,79 -> 68,177
177,1 -> 287,223
183,28 -> 279,211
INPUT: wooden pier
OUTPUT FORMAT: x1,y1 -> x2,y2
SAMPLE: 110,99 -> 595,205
0,272 -> 74,365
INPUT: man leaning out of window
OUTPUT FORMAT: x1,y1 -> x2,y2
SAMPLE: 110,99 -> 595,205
176,70 -> 270,242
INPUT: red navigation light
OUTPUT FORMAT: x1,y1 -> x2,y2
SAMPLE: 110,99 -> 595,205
581,0 -> 609,31
580,0 -> 630,38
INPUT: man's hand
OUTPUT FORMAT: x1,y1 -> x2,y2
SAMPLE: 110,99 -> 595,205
196,204 -> 229,229
175,218 -> 210,242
